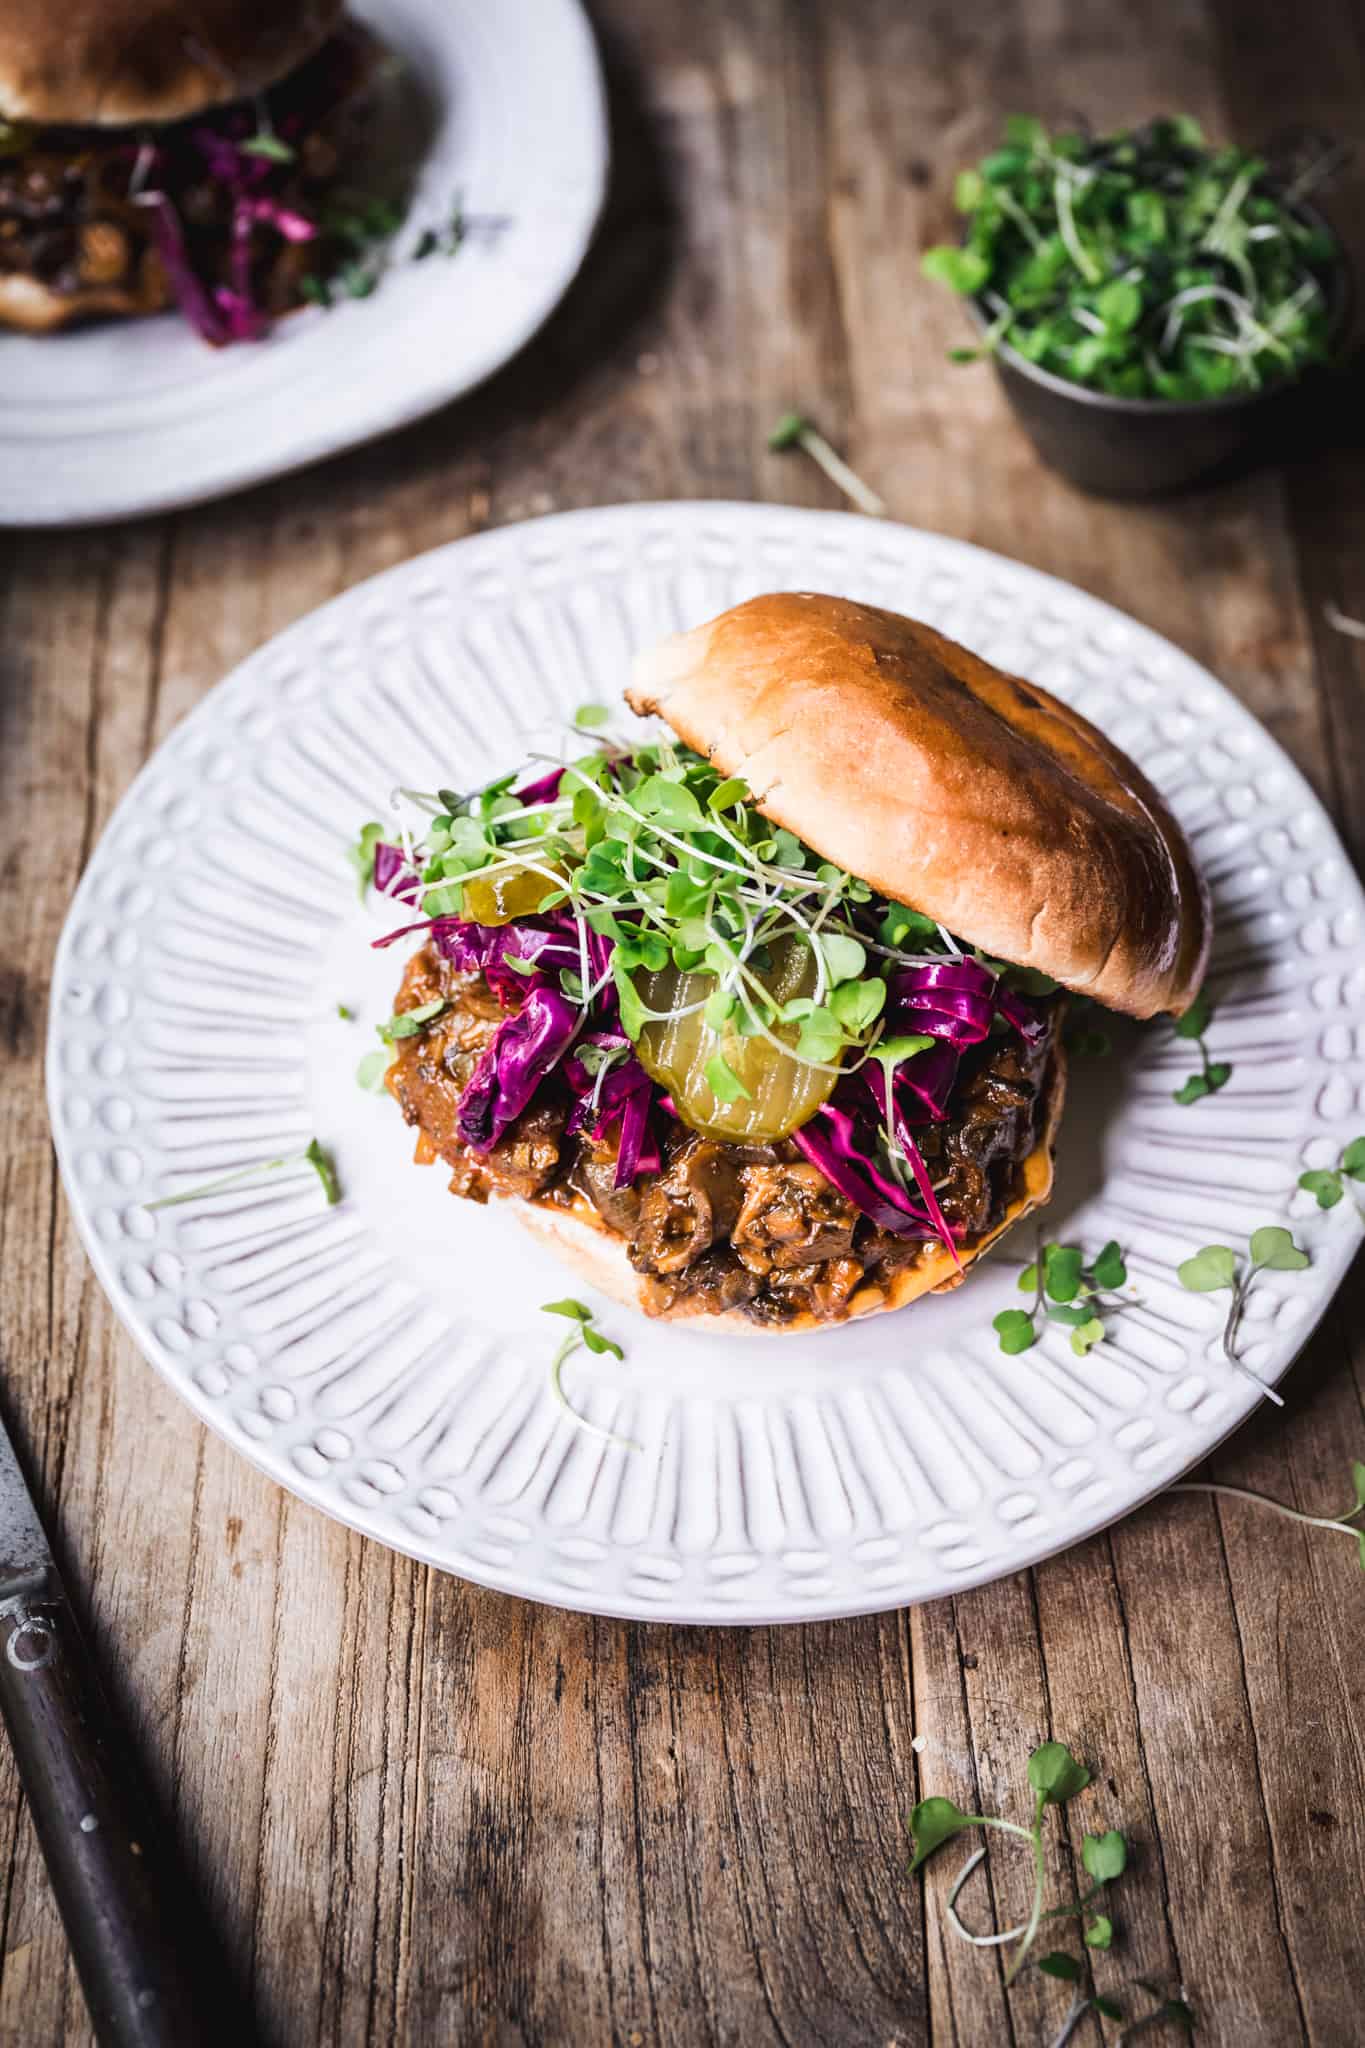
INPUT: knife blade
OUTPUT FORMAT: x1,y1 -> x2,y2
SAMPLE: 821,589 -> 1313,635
0,1407 -> 251,2046
0,1408 -> 61,1611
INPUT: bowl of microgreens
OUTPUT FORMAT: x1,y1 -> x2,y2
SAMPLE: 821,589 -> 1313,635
922,115 -> 1350,497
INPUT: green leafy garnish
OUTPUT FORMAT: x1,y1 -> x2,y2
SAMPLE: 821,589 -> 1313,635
1082,1830 -> 1128,1882
304,1138 -> 341,1206
1171,986 -> 1232,1104
336,1003 -> 356,1021
353,739 -> 1039,1191
1000,1236 -> 1130,1356
357,1049 -> 391,1093
574,702 -> 610,729
241,132 -> 296,164
910,1740 -> 1122,1989
541,1301 -> 637,1451
924,115 -> 1341,401
1176,1224 -> 1310,1406
1298,1134 -> 1365,1209
379,998 -> 446,1043
1028,1740 -> 1091,1803
767,412 -> 886,516
349,821 -> 384,900
1170,1460 -> 1365,1572
147,1139 -> 341,1210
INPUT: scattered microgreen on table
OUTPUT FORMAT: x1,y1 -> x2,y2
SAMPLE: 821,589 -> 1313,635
911,1742 -> 1198,2037
1176,1225 -> 1309,1406
1170,1461 -> 1365,1571
924,114 -> 1341,401
541,1301 -> 638,1451
1325,602 -> 1365,641
1298,1134 -> 1365,1208
1170,987 -> 1231,1104
767,412 -> 887,516
994,1236 -> 1129,1357
910,1741 -> 1131,1988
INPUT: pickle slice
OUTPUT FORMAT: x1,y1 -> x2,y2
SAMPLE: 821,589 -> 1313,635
633,934 -> 839,1141
461,863 -> 560,926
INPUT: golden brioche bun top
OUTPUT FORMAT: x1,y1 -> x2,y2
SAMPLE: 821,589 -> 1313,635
627,592 -> 1210,1019
0,0 -> 343,126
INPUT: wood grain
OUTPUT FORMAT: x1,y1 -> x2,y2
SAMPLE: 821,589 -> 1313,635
3,0 -> 1364,2042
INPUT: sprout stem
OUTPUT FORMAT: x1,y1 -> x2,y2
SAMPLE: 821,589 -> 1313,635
767,413 -> 886,516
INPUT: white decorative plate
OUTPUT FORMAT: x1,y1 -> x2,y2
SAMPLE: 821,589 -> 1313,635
47,503 -> 1365,1622
2,0 -> 606,527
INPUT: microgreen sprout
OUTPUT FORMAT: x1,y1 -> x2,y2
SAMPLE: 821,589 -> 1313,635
909,1741 -> 1127,1987
242,94 -> 295,165
336,1003 -> 356,1021
241,131 -> 296,165
1176,1224 -> 1310,1406
1170,987 -> 1231,1104
924,114 -> 1340,401
357,1048 -> 391,1093
995,1235 -> 1129,1356
147,1139 -> 340,1210
1324,602 -> 1365,642
541,1301 -> 638,1452
355,736 -> 1048,1190
767,412 -> 887,516
350,820 -> 384,900
1298,1134 -> 1365,1209
1049,1979 -> 1196,2047
1169,1460 -> 1365,1571
911,1745 -> 1199,2037
307,193 -> 473,308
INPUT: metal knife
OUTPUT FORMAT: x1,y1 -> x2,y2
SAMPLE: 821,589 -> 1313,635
0,1408 -> 253,2046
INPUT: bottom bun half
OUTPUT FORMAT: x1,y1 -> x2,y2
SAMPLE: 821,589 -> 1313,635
0,270 -> 170,334
506,1045 -> 1068,1337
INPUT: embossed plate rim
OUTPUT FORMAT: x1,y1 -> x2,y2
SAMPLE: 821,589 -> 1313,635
46,502 -> 1365,1622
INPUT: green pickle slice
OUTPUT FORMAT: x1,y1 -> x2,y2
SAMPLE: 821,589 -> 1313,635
633,934 -> 840,1141
461,864 -> 559,926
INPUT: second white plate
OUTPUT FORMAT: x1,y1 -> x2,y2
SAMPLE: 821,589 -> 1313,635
47,503 -> 1365,1621
3,0 -> 607,526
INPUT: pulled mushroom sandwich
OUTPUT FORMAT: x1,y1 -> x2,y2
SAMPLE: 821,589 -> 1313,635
0,0 -> 383,339
363,594 -> 1209,1332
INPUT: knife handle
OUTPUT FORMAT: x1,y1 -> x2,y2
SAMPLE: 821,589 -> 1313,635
0,1577 -> 253,2048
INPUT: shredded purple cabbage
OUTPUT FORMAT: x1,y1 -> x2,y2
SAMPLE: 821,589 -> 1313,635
378,864 -> 1052,1234
888,1039 -> 960,1124
140,195 -> 234,345
886,957 -> 998,1048
899,1129 -> 962,1268
456,988 -> 579,1152
567,1055 -> 659,1185
792,1103 -> 936,1239
992,983 -> 1052,1049
517,767 -> 566,806
373,842 -> 421,904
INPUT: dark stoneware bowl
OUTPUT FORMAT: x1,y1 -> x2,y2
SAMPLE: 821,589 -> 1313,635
964,202 -> 1351,498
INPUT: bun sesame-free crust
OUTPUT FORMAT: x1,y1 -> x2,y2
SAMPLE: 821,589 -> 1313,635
0,0 -> 343,126
628,592 -> 1209,1019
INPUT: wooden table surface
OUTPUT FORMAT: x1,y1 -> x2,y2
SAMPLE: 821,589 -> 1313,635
4,0 -> 1365,2042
